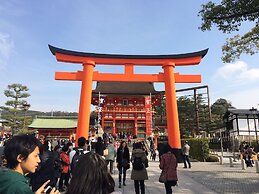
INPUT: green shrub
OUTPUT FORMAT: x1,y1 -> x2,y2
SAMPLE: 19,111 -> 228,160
206,155 -> 219,162
182,138 -> 209,162
209,142 -> 221,150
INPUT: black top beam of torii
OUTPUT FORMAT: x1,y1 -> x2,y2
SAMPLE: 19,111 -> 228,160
49,45 -> 208,60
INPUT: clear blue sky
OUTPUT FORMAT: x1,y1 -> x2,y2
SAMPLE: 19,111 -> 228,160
0,0 -> 258,112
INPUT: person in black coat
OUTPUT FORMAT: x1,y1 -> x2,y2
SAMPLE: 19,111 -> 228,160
95,137 -> 105,156
29,140 -> 56,191
53,145 -> 62,185
116,141 -> 130,188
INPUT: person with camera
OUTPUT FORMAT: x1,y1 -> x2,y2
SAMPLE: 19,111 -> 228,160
0,135 -> 60,194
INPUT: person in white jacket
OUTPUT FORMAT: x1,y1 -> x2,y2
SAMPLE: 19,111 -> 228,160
182,141 -> 191,168
105,139 -> 116,174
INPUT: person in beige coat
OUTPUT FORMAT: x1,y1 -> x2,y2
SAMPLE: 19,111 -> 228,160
131,142 -> 148,194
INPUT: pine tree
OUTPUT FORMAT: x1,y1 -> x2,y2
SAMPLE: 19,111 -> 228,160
1,83 -> 31,135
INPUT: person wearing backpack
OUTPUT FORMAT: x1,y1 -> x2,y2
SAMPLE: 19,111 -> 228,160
70,137 -> 89,174
131,142 -> 148,194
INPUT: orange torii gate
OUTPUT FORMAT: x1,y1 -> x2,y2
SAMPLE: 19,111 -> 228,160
49,45 -> 208,151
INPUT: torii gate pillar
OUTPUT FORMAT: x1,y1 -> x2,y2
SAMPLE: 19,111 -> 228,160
163,63 -> 181,149
77,62 -> 95,139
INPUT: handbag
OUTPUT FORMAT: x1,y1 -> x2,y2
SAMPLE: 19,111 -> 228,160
159,171 -> 167,183
120,160 -> 130,170
125,163 -> 130,170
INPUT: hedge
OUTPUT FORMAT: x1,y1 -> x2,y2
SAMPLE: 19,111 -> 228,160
181,138 -> 209,162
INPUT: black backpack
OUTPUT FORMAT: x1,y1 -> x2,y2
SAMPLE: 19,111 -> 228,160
132,157 -> 144,171
70,149 -> 84,173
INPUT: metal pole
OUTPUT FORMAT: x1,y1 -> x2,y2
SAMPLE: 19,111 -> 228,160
220,128 -> 223,157
194,89 -> 199,136
247,115 -> 251,145
206,86 -> 212,121
254,114 -> 258,152
232,134 -> 236,162
250,107 -> 258,152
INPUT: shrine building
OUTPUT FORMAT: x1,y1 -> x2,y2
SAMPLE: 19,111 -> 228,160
28,116 -> 77,140
92,82 -> 162,138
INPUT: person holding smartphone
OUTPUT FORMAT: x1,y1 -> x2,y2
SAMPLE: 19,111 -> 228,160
0,135 -> 60,194
44,185 -> 54,194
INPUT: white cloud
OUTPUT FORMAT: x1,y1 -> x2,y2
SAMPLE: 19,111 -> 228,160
0,32 -> 14,69
214,61 -> 259,84
224,87 -> 259,109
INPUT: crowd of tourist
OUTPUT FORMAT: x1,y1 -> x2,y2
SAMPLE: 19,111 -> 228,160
2,130 -> 259,194
0,133 -> 179,194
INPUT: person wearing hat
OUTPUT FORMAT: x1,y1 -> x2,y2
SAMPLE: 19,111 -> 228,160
182,141 -> 191,168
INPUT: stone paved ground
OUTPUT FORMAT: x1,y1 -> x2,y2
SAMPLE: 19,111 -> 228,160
112,159 -> 259,194
180,161 -> 259,194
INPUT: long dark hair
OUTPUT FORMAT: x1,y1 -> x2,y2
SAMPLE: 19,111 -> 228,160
119,140 -> 127,149
66,152 -> 115,194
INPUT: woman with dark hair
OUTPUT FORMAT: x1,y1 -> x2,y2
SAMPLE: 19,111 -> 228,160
66,152 -> 121,194
116,141 -> 130,188
131,142 -> 148,194
159,143 -> 178,194
0,135 -> 60,194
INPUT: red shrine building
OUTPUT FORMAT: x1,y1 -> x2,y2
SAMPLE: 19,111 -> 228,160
92,82 -> 162,139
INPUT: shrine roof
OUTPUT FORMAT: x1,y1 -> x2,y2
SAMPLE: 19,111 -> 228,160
49,45 -> 208,60
29,116 -> 77,129
92,82 -> 162,95
227,108 -> 259,116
